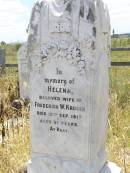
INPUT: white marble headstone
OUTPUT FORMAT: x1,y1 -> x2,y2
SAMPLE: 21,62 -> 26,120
24,0 -> 122,173
18,43 -> 30,99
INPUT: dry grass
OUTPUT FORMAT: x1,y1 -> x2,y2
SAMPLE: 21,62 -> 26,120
107,52 -> 130,172
0,74 -> 30,173
108,93 -> 130,172
0,122 -> 30,173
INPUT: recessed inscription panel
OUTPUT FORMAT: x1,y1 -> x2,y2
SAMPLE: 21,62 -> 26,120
49,22 -> 71,33
30,59 -> 89,160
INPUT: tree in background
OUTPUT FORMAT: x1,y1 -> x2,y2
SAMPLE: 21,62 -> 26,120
15,43 -> 22,51
112,29 -> 115,36
0,41 -> 6,46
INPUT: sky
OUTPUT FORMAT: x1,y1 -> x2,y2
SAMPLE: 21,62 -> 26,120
0,0 -> 130,43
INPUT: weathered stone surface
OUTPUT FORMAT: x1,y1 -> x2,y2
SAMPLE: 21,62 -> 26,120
100,162 -> 122,173
18,43 -> 30,99
21,0 -> 122,173
27,159 -> 121,173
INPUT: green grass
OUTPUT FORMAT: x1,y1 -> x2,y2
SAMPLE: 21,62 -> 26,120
112,36 -> 130,48
0,43 -> 20,64
111,50 -> 130,62
6,45 -> 18,64
108,50 -> 130,172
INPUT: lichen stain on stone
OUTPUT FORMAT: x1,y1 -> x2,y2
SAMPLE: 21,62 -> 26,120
66,2 -> 72,13
87,8 -> 95,23
91,41 -> 96,50
80,4 -> 84,18
93,27 -> 96,37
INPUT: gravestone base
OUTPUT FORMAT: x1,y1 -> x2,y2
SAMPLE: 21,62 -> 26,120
27,158 -> 121,173
100,162 -> 122,173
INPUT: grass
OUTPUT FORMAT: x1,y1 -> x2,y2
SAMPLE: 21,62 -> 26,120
0,122 -> 30,173
111,50 -> 130,62
108,51 -> 130,172
0,43 -> 19,64
112,36 -> 130,48
0,74 -> 30,173
0,42 -> 130,172
0,77 -> 29,173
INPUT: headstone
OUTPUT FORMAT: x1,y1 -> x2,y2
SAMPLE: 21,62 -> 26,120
18,44 -> 30,99
0,49 -> 5,66
24,0 -> 121,173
